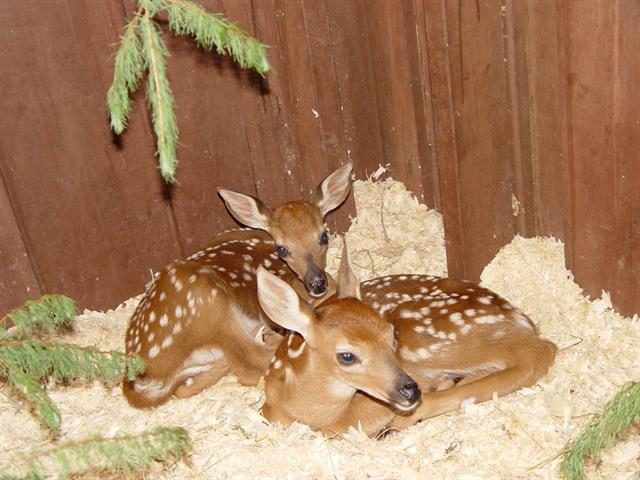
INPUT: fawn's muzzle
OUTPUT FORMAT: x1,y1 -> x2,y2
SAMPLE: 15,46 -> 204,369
393,373 -> 421,410
305,266 -> 328,297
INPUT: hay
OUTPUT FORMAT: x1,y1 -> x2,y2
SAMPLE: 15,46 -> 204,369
1,176 -> 638,479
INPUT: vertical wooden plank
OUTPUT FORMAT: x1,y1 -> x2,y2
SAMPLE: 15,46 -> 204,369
404,0 -> 441,210
604,0 -> 639,316
422,0 -> 465,276
0,0 -> 182,309
325,0 -> 386,179
426,0 -> 517,281
503,0 -> 535,236
0,177 -> 41,313
524,0 -> 567,240
565,1 -> 619,301
362,1 -> 426,199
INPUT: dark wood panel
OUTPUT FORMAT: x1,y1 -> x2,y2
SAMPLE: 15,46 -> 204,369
0,0 -> 637,317
404,0 -> 441,210
610,0 -> 640,317
363,1 -> 426,200
158,0 -> 261,252
422,0 -> 465,277
0,0 -> 182,310
428,0 -> 517,281
566,1 -> 621,300
0,175 -> 41,314
525,0 -> 567,240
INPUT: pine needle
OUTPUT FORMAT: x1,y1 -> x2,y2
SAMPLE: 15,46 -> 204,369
2,426 -> 191,479
560,382 -> 640,479
140,11 -> 179,183
166,0 -> 270,74
106,14 -> 144,134
0,294 -> 77,341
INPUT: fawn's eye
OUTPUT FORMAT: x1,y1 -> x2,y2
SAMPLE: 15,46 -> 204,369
320,230 -> 329,245
276,245 -> 290,258
337,352 -> 357,366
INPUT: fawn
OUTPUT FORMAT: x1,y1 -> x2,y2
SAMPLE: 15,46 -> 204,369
123,163 -> 353,408
257,240 -> 557,437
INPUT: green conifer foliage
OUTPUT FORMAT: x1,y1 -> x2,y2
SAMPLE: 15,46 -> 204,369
2,427 -> 191,479
107,0 -> 270,183
0,295 -> 144,435
560,382 -> 640,479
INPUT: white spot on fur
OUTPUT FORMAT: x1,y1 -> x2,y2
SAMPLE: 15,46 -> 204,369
477,296 -> 492,305
460,396 -> 476,408
160,314 -> 168,327
162,336 -> 173,349
149,345 -> 160,358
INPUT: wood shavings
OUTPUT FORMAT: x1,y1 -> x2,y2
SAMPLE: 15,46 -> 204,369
1,178 -> 638,479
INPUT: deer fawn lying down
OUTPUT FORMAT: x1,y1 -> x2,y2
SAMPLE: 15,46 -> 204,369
122,163 -> 353,408
257,240 -> 557,437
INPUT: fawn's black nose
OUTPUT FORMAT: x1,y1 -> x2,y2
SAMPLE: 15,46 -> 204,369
397,375 -> 421,404
306,273 -> 328,297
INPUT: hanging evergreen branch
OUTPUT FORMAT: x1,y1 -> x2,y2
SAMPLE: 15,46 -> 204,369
560,382 -> 640,479
107,0 -> 270,183
106,14 -> 144,134
166,0 -> 270,74
140,10 -> 179,183
2,426 -> 191,479
0,294 -> 77,341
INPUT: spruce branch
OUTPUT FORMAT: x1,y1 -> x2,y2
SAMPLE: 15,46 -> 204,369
106,0 -> 270,183
560,382 -> 640,479
107,13 -> 144,134
0,294 -> 77,342
5,366 -> 62,435
140,10 -> 179,183
166,0 -> 270,74
2,427 -> 191,479
0,342 -> 145,385
0,341 -> 145,434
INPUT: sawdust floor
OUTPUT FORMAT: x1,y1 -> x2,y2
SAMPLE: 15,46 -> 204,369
1,177 -> 639,479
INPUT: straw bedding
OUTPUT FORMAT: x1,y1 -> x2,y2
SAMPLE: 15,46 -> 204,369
1,176 -> 638,479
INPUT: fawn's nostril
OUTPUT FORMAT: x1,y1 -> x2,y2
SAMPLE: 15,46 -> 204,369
308,276 -> 327,295
398,379 -> 421,403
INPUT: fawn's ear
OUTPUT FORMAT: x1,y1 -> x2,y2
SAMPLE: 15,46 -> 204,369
336,237 -> 361,300
218,188 -> 272,230
257,267 -> 315,340
311,162 -> 353,217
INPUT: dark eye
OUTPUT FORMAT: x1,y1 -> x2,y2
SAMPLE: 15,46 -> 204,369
337,352 -> 357,365
320,230 -> 329,245
276,245 -> 290,258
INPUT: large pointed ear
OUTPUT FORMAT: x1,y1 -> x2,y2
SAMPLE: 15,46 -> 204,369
336,238 -> 361,300
218,188 -> 272,230
311,162 -> 353,217
257,266 -> 314,338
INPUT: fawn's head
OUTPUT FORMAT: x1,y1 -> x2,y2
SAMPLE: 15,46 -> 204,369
218,162 -> 352,298
257,240 -> 421,412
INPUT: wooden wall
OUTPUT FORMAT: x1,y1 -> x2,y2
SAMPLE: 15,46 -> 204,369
1,0 -> 638,318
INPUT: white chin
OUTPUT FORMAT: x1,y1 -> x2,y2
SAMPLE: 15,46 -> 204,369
393,401 -> 419,413
309,290 -> 326,298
